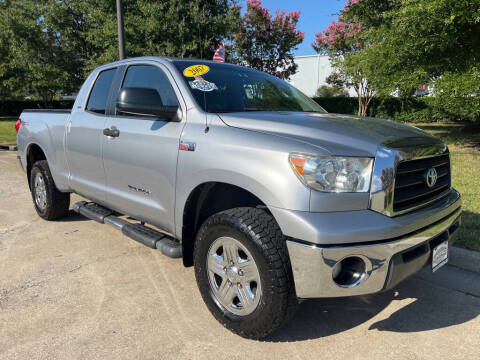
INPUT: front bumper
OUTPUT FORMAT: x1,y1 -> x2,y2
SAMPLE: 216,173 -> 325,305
286,193 -> 461,298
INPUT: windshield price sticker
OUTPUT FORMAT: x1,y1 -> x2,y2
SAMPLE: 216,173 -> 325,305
183,64 -> 210,77
189,76 -> 218,92
183,64 -> 217,92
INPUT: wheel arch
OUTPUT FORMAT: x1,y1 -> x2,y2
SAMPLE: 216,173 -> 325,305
181,182 -> 269,267
26,142 -> 48,189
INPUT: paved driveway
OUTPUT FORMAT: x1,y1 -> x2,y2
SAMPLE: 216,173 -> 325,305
1,151 -> 479,359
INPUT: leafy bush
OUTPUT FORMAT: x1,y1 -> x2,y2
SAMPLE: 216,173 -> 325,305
315,85 -> 349,98
313,96 -> 480,123
313,97 -> 358,115
0,100 -> 74,117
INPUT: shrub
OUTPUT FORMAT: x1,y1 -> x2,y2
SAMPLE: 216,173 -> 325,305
313,96 -> 479,123
314,97 -> 358,114
315,85 -> 349,98
0,100 -> 75,117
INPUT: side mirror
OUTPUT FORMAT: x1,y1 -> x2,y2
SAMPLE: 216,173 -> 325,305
116,87 -> 179,120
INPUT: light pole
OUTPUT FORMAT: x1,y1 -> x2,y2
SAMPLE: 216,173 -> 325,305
116,0 -> 126,60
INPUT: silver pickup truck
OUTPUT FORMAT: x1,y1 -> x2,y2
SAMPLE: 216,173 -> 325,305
16,57 -> 461,339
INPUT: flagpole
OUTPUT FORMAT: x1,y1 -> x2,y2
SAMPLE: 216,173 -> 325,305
116,0 -> 126,60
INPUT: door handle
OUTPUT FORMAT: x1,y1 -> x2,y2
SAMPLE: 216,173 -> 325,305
103,127 -> 120,137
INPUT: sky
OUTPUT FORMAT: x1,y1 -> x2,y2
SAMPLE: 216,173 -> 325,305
241,0 -> 346,56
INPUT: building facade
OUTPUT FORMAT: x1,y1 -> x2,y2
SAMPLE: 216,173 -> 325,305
288,54 -> 356,97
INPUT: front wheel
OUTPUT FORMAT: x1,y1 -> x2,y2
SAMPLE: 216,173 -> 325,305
194,207 -> 298,339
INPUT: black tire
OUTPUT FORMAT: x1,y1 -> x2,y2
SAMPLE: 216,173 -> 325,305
194,207 -> 298,339
30,160 -> 70,220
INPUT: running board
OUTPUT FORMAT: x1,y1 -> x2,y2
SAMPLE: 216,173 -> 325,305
73,201 -> 113,223
73,201 -> 182,258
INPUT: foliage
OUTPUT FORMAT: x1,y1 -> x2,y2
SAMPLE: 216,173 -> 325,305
312,0 -> 377,116
0,1 -> 81,103
313,95 -> 479,123
116,0 -> 241,66
0,100 -> 75,117
0,0 -> 306,98
343,0 -> 480,120
315,85 -> 348,98
314,0 -> 480,121
315,73 -> 349,97
230,0 -> 304,80
431,69 -> 480,123
0,0 -> 241,101
313,97 -> 358,115
345,0 -> 480,88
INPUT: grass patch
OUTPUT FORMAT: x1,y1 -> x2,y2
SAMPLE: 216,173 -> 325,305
0,116 -> 17,143
416,123 -> 480,252
415,123 -> 480,148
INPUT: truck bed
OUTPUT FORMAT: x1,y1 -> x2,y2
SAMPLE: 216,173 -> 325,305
22,109 -> 71,114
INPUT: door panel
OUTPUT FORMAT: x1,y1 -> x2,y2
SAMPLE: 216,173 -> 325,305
66,111 -> 107,202
102,64 -> 184,233
66,68 -> 117,203
102,118 -> 182,231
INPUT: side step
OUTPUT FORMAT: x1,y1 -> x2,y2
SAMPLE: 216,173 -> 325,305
122,223 -> 164,249
73,201 -> 113,223
73,201 -> 182,258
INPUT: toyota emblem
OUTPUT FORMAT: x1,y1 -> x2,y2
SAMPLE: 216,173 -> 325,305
425,168 -> 438,188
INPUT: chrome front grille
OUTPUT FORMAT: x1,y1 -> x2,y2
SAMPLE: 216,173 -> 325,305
393,154 -> 451,212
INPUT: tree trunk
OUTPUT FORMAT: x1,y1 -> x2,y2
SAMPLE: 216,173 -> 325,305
358,96 -> 369,117
42,91 -> 49,108
357,86 -> 374,117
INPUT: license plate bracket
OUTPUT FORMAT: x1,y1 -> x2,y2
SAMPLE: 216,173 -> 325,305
432,240 -> 449,272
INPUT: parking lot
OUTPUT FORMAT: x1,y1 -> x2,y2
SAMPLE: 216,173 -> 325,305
1,150 -> 479,360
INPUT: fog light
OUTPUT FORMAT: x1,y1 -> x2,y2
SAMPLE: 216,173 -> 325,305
332,256 -> 367,288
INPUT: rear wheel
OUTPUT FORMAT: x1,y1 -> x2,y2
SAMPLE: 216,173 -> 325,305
194,207 -> 298,339
30,160 -> 70,220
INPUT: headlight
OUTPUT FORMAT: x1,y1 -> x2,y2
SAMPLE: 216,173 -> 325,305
289,153 -> 373,193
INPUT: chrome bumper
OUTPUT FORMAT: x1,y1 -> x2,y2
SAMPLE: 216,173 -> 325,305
287,205 -> 461,298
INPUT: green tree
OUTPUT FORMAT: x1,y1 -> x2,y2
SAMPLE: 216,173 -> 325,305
315,73 -> 349,97
343,0 -> 480,121
312,1 -> 379,116
0,0 -> 241,101
345,0 -> 480,91
0,0 -> 81,103
230,0 -> 304,80
82,0 -> 241,68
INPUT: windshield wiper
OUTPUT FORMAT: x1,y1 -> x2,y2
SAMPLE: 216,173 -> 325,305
215,108 -> 273,113
242,108 -> 275,112
216,108 -> 299,113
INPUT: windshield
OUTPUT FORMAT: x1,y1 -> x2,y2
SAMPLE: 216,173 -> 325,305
172,60 -> 327,114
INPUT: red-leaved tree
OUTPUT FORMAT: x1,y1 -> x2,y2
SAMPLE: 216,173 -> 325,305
312,0 -> 377,116
230,0 -> 304,80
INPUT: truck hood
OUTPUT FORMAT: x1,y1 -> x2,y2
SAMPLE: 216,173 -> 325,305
218,111 -> 440,157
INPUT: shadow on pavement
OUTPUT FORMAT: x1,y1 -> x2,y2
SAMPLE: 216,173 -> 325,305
56,210 -> 91,222
267,276 -> 480,342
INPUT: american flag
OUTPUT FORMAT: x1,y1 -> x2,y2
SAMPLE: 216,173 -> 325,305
212,44 -> 225,62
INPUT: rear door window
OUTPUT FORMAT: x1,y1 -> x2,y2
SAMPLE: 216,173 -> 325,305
86,68 -> 116,114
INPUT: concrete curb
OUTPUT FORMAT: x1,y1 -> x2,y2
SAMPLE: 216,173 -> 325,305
449,246 -> 480,274
0,143 -> 17,151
